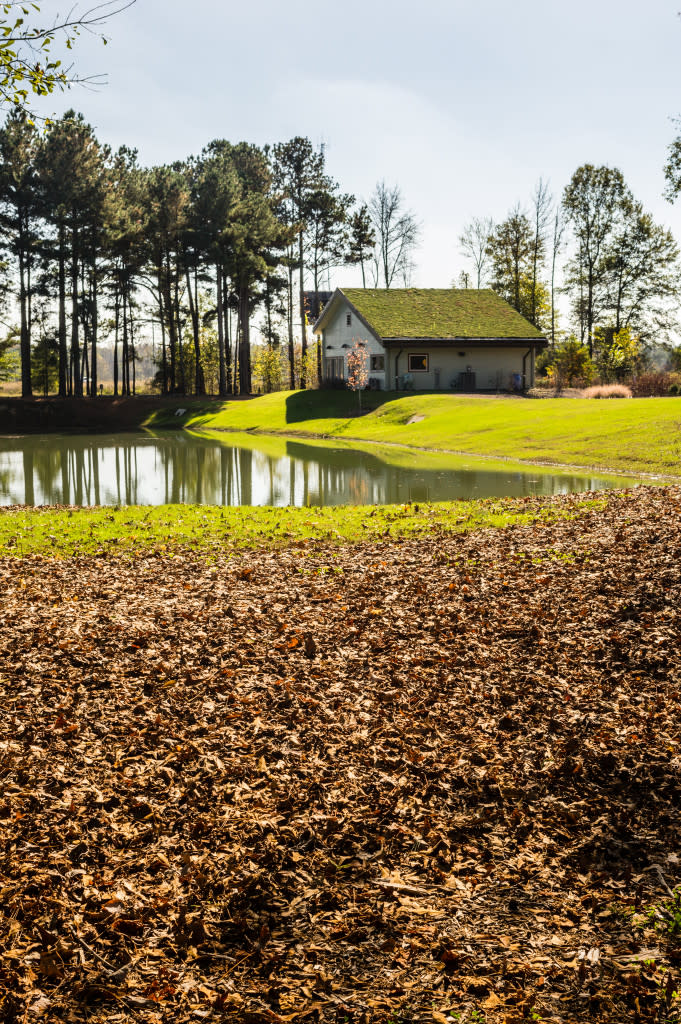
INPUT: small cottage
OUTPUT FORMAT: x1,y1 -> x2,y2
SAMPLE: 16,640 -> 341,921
312,288 -> 547,392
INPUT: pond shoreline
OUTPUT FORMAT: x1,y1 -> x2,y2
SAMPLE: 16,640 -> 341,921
192,424 -> 670,482
2,392 -> 678,481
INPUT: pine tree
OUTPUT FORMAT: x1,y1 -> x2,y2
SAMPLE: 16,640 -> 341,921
229,143 -> 284,395
0,110 -> 39,396
272,138 -> 324,387
191,142 -> 241,396
346,204 -> 375,288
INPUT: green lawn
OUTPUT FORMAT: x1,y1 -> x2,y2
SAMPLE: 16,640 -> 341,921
0,495 -> 608,559
144,391 -> 681,478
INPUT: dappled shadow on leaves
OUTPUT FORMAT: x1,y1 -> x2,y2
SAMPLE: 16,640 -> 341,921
0,486 -> 680,1022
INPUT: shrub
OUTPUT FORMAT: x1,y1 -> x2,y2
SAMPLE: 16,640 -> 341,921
581,384 -> 632,399
545,336 -> 595,389
630,372 -> 674,397
594,326 -> 641,382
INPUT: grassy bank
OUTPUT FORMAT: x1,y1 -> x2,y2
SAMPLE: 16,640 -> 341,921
0,492 -> 609,558
145,390 -> 681,477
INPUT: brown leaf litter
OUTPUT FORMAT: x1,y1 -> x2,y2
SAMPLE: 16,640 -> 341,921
0,486 -> 680,1023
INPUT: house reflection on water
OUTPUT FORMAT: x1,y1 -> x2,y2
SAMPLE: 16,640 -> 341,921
0,433 -> 625,508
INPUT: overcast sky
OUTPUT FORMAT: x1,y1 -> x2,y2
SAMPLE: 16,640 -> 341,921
33,0 -> 681,288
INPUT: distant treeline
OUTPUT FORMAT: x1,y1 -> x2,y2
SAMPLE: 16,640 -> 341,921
0,110 -> 422,398
0,109 -> 679,399
458,171 -> 681,381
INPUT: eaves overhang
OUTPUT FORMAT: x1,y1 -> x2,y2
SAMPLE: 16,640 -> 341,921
382,336 -> 548,348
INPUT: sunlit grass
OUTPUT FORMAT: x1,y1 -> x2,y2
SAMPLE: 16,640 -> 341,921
143,390 -> 681,478
0,495 -> 609,559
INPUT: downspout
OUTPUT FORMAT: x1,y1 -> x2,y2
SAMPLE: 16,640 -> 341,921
522,347 -> 532,391
394,348 -> 403,391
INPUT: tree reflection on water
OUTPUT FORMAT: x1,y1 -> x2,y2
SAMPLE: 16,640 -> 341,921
0,433 -> 626,508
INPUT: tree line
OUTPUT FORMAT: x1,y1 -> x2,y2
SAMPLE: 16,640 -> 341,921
458,167 -> 681,382
2,104 -> 680,400
0,111 -> 421,398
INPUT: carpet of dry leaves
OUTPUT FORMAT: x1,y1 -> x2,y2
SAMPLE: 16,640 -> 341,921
1,487 -> 681,1024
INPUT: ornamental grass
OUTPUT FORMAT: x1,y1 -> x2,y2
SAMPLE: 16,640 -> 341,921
581,383 -> 633,399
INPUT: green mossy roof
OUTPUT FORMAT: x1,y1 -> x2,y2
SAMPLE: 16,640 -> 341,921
340,288 -> 545,341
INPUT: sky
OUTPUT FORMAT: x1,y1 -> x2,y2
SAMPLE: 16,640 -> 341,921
30,0 -> 681,290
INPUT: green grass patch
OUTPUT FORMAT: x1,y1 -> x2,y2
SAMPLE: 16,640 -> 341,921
145,391 -> 681,478
0,495 -> 609,560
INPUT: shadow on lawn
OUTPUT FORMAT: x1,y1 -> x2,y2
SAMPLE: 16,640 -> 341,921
284,388 -> 395,424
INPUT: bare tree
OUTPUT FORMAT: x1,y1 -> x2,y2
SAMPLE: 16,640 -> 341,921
549,203 -> 566,348
530,179 -> 552,327
368,181 -> 420,288
346,203 -> 374,288
459,216 -> 493,288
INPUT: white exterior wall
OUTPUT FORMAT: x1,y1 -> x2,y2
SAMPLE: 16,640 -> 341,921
389,345 -> 536,391
318,300 -> 386,386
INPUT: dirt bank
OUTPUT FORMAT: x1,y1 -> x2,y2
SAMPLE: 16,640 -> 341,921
0,396 -> 220,434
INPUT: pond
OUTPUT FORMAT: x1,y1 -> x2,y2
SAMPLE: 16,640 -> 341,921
0,431 -> 635,507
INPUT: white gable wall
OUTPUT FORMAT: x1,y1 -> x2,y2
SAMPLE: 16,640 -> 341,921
319,298 -> 386,387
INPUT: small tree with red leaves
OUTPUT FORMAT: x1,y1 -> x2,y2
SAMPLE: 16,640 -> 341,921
346,339 -> 369,410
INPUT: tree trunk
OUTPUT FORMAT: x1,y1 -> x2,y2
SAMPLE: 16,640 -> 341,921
79,261 -> 89,395
550,240 -> 557,348
216,262 -> 227,396
224,275 -> 233,395
81,331 -> 90,395
513,254 -> 521,314
232,301 -> 240,395
157,268 -> 168,394
174,271 -> 185,393
129,300 -> 136,396
587,268 -> 594,358
71,224 -> 82,397
238,281 -> 251,395
113,285 -> 119,398
287,259 -> 295,389
91,260 -> 98,397
122,289 -> 129,396
311,261 -> 321,387
163,252 -> 177,392
185,260 -> 204,395
58,226 -> 68,398
298,228 -> 307,387
18,217 -> 32,397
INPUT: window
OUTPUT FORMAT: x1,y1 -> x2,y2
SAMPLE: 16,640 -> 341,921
408,353 -> 428,372
327,356 -> 344,381
346,312 -> 352,326
370,355 -> 385,371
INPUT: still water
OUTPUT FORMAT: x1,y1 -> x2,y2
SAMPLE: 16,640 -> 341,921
0,431 -> 632,507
